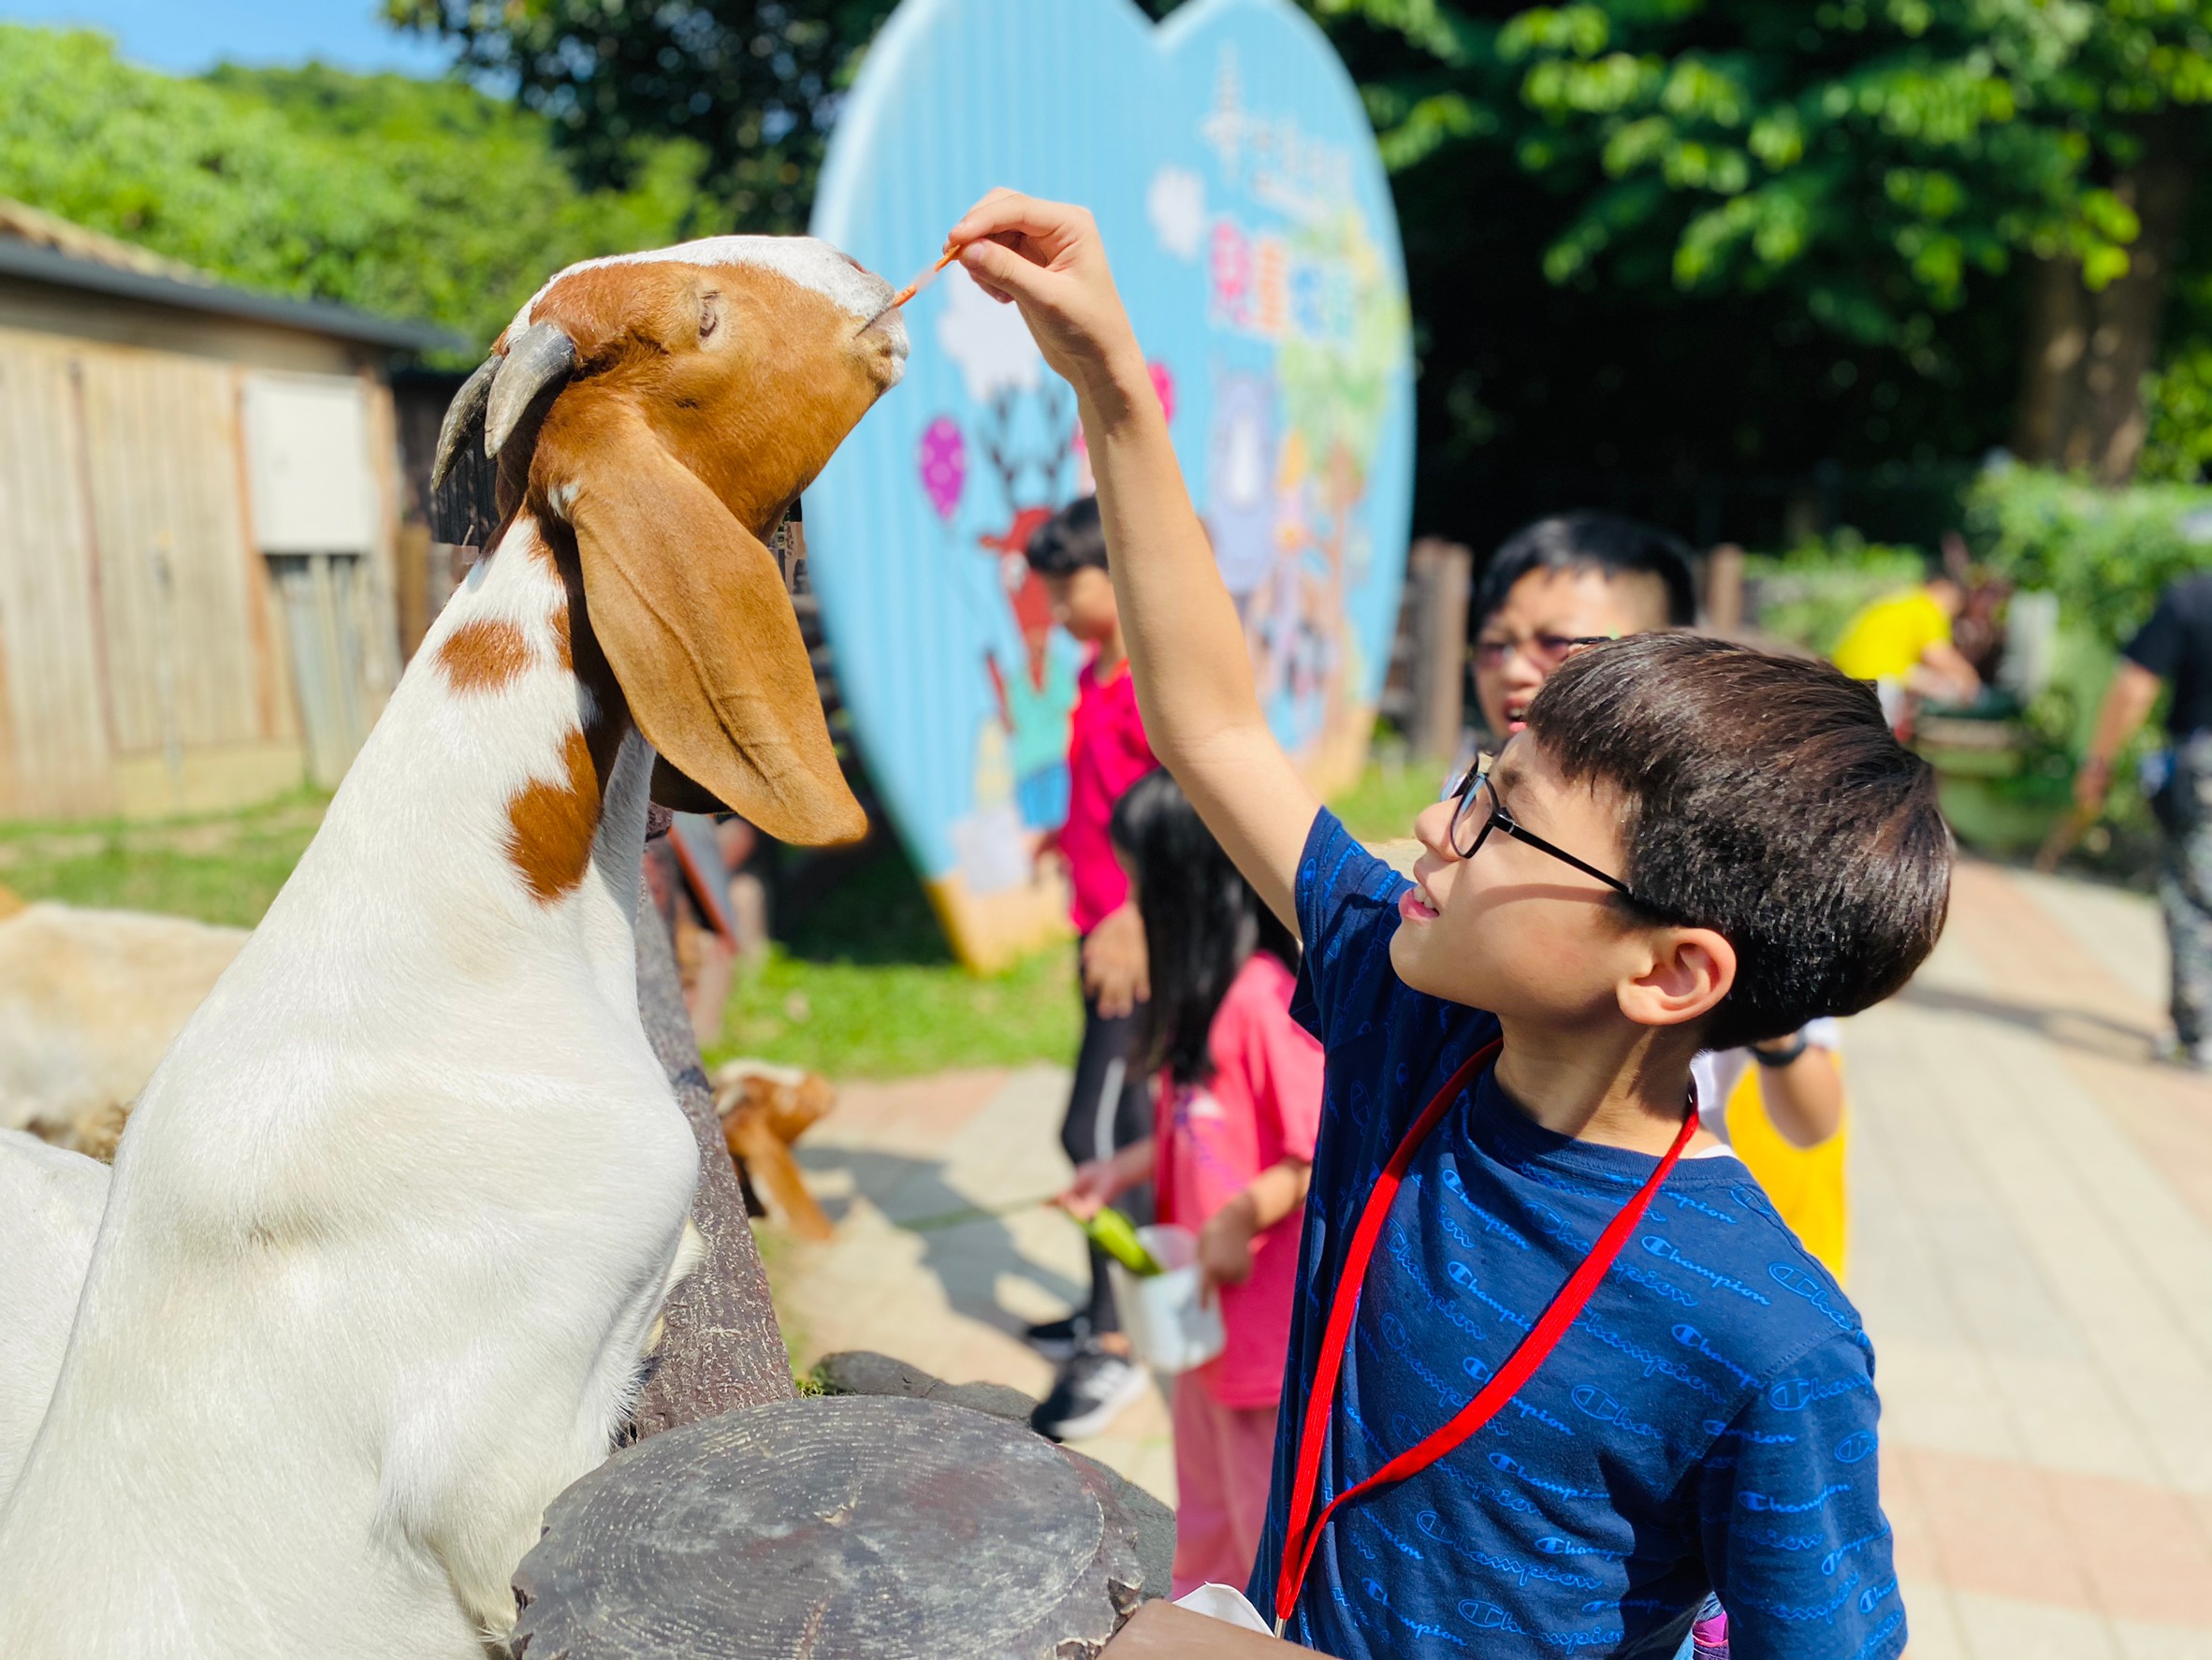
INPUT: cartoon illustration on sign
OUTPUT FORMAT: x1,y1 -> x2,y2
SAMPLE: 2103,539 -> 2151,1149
809,0 -> 1412,968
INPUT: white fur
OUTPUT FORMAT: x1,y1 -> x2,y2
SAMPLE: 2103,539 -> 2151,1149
513,234 -> 897,333
0,1131 -> 109,1499
0,517 -> 702,1658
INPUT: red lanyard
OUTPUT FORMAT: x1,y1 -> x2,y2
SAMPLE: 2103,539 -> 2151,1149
1273,1038 -> 1697,1636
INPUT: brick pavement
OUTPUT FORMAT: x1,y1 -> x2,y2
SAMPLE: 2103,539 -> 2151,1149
768,859 -> 2212,1655
1854,862 -> 2212,1657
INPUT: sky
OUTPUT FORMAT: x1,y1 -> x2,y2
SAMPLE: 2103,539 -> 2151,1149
4,0 -> 458,76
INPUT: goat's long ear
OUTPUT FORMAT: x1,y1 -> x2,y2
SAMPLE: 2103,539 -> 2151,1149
540,399 -> 865,847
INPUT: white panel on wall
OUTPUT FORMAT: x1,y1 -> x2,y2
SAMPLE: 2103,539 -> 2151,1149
242,372 -> 375,552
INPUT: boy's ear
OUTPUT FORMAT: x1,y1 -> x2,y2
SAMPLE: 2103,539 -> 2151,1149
1617,927 -> 1736,1031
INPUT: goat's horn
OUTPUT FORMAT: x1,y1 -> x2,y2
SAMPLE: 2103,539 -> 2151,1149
487,323 -> 578,459
430,356 -> 497,493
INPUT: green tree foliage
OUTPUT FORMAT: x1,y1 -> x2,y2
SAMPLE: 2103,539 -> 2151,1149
1323,0 -> 2212,353
386,1 -> 899,234
0,25 -> 718,356
385,1 -> 1190,232
1964,461 -> 2212,643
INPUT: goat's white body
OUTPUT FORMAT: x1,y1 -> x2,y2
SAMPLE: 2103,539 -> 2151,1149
0,523 -> 700,1657
0,1131 -> 109,1500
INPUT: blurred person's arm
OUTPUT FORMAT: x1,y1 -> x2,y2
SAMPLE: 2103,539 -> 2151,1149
1081,900 -> 1149,1018
1911,639 -> 1982,705
950,191 -> 1317,930
1055,1136 -> 1157,1220
2074,660 -> 2163,811
1199,1157 -> 1312,1292
1748,1039 -> 1843,1148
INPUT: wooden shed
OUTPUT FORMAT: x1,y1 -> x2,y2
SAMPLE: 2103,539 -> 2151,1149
0,199 -> 458,821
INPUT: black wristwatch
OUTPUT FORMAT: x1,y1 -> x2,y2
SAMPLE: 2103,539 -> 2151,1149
1751,1034 -> 1810,1069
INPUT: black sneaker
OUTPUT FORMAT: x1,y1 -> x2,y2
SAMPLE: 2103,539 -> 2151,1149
1021,1313 -> 1091,1363
1029,1342 -> 1149,1442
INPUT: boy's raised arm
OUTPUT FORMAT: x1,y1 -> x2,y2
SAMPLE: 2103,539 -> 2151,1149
951,190 -> 1318,929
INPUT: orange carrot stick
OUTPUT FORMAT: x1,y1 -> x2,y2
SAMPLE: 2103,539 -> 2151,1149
889,245 -> 961,310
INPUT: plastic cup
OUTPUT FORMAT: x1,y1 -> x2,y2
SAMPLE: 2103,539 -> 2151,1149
1106,1224 -> 1226,1375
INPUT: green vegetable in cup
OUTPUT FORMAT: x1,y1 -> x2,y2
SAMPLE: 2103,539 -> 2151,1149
1082,1205 -> 1161,1276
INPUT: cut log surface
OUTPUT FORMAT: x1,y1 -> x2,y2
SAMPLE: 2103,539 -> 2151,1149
628,891 -> 794,1435
810,1350 -> 1175,1601
511,1395 -> 1145,1660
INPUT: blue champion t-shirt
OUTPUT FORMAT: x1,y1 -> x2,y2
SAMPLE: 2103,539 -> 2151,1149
1245,810 -> 1905,1660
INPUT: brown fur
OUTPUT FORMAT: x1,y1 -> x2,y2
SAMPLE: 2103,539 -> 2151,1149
504,727 -> 603,902
436,619 -> 534,693
712,1061 -> 836,1240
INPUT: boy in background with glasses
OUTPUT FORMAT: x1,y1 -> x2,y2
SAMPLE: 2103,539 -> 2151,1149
949,190 -> 1941,1660
1468,512 -> 1698,743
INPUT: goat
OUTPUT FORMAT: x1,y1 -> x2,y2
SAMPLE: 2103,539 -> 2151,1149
0,1131 -> 108,1500
0,892 -> 248,1159
0,237 -> 907,1657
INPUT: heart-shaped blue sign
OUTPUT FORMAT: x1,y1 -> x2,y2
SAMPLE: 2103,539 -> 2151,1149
809,0 -> 1412,968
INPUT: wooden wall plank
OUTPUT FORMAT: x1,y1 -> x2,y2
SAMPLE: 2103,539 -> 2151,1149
77,348 -> 265,771
0,329 -> 115,817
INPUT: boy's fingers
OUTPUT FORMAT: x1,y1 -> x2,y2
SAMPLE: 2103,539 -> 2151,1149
950,188 -> 1086,253
958,238 -> 1049,305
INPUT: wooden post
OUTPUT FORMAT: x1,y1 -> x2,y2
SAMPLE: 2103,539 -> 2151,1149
1704,543 -> 1746,636
626,882 -> 795,1436
1405,538 -> 1471,764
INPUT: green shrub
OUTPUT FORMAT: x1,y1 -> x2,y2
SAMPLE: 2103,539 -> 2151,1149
1961,463 -> 2212,648
1741,535 -> 1927,657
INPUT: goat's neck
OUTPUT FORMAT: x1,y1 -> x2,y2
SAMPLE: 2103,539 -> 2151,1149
289,511 -> 648,1002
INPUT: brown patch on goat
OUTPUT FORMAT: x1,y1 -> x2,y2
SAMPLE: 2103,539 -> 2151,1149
437,618 -> 534,693
501,516 -> 635,904
505,727 -> 601,902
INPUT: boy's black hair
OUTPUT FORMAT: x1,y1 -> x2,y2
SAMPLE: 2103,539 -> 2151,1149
1524,633 -> 1950,1049
1026,495 -> 1109,576
1109,768 -> 1299,1086
1477,512 -> 1699,631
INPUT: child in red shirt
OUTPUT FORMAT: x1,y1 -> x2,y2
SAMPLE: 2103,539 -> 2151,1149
1026,498 -> 1161,1441
1057,769 -> 1323,1595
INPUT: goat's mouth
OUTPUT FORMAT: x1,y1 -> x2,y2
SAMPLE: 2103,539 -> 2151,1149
859,310 -> 910,386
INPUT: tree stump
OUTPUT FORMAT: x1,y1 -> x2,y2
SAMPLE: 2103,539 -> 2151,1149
510,1395 -> 1146,1660
810,1350 -> 1175,1601
628,887 -> 793,1435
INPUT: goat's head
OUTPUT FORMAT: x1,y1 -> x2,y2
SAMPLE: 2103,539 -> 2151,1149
433,238 -> 908,846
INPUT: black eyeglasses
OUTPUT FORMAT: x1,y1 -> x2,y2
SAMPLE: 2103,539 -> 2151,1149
1445,752 -> 1648,906
1469,633 -> 1614,672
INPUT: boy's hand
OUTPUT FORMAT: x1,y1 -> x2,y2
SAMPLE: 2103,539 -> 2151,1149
1199,1201 -> 1259,1295
1082,900 -> 1150,1019
948,191 -> 1147,411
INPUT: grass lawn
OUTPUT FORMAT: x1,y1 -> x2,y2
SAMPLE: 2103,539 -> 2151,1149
0,761 -> 1426,1079
1331,750 -> 1449,843
0,792 -> 328,927
704,758 -> 1435,1079
706,840 -> 1083,1079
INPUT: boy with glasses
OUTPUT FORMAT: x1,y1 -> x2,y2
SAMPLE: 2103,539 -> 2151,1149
949,189 -> 1940,1660
1469,512 -> 1697,742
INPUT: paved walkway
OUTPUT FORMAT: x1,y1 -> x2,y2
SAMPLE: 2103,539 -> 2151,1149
769,859 -> 2212,1654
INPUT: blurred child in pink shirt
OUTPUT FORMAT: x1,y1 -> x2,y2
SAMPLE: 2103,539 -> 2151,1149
1055,768 -> 1323,1595
1024,497 -> 1163,1442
